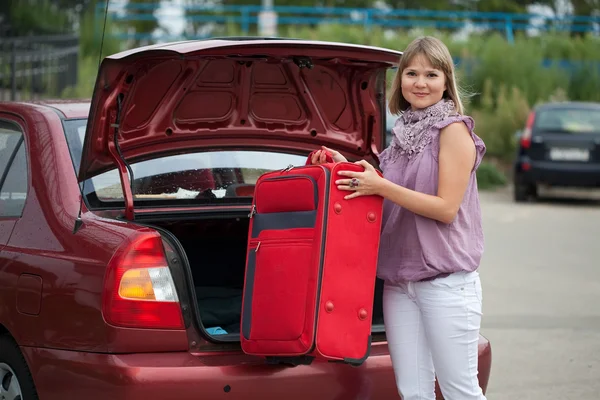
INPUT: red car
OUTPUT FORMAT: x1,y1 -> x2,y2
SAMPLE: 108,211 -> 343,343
0,38 -> 491,399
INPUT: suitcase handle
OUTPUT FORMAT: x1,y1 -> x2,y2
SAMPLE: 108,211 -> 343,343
306,151 -> 383,177
305,149 -> 334,165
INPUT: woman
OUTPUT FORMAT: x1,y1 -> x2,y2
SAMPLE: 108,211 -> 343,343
311,36 -> 487,400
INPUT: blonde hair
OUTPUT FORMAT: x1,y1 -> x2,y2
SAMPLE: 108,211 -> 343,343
389,36 -> 465,115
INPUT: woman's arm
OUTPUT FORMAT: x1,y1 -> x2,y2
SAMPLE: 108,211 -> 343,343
337,122 -> 476,224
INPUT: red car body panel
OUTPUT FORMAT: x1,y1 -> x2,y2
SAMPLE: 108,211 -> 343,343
0,39 -> 491,399
0,102 -> 189,354
24,345 -> 400,400
23,339 -> 490,400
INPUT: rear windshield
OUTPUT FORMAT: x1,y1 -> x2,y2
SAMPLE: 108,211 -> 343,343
63,119 -> 308,207
534,107 -> 600,134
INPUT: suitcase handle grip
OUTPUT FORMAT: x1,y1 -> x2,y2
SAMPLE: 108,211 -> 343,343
305,149 -> 334,165
306,151 -> 383,177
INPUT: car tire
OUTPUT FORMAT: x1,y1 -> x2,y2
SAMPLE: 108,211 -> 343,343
514,184 -> 527,202
514,182 -> 537,202
0,334 -> 39,400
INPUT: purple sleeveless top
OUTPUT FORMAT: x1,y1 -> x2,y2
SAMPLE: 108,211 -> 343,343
376,108 -> 486,284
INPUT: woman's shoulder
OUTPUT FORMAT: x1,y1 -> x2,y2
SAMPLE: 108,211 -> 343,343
429,112 -> 486,168
432,112 -> 475,133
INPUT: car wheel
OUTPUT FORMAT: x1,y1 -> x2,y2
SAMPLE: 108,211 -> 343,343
0,334 -> 39,400
514,182 -> 537,202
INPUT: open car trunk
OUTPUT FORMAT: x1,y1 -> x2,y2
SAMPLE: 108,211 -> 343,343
147,213 -> 385,342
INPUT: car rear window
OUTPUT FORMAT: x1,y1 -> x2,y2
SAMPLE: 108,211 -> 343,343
535,107 -> 600,134
63,119 -> 308,206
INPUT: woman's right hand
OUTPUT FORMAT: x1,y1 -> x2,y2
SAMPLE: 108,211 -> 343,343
310,146 -> 348,165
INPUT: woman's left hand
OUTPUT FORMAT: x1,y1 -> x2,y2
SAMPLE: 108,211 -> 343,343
335,160 -> 385,200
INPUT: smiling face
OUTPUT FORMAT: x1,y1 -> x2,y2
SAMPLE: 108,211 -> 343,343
400,53 -> 447,111
388,36 -> 464,116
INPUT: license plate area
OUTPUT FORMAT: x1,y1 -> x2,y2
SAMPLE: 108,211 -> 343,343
548,147 -> 590,162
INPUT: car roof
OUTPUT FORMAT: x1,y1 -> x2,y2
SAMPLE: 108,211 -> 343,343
31,99 -> 91,119
535,101 -> 600,112
1,99 -> 91,119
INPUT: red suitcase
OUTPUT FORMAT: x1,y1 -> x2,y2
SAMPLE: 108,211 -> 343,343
240,162 -> 383,366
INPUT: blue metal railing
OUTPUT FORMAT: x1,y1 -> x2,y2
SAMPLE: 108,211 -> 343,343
95,3 -> 600,45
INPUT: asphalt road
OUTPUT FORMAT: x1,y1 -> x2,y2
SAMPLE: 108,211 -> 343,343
478,187 -> 600,400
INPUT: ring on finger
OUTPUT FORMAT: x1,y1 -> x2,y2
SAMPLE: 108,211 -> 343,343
349,178 -> 360,188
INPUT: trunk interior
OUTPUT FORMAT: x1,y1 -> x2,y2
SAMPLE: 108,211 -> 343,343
151,215 -> 385,341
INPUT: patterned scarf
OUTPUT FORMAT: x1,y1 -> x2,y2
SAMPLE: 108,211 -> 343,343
380,98 -> 456,166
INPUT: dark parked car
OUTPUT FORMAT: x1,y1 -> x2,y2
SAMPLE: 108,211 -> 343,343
0,38 -> 491,399
514,101 -> 600,201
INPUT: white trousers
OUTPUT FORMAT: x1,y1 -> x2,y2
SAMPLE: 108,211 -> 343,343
383,271 -> 487,400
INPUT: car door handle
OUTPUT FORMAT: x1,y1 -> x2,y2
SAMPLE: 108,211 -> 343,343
532,136 -> 544,143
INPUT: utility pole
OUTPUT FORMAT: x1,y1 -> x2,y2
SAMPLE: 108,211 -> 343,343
258,0 -> 277,36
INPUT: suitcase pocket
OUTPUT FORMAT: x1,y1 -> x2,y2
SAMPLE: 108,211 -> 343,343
243,238 -> 314,341
255,175 -> 318,214
251,175 -> 319,239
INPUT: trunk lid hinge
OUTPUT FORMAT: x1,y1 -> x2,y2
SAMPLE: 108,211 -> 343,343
107,94 -> 135,221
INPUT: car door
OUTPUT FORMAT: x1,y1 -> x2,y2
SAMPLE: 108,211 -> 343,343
0,118 -> 27,250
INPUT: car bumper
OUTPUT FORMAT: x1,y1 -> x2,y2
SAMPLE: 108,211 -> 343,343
22,338 -> 491,400
23,345 -> 400,400
517,159 -> 600,188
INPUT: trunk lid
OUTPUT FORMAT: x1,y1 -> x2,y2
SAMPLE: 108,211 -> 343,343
78,38 -> 401,183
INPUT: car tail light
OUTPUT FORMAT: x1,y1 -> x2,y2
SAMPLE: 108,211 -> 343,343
520,111 -> 535,149
102,233 -> 184,330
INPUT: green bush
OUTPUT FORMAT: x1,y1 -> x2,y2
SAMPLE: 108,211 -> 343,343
60,1 -> 125,99
60,56 -> 102,99
567,62 -> 600,102
79,2 -> 123,60
477,161 -> 508,190
468,33 -> 565,107
9,0 -> 71,35
470,79 -> 532,161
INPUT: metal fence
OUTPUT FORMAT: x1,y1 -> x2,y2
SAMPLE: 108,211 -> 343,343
97,3 -> 600,44
0,35 -> 79,102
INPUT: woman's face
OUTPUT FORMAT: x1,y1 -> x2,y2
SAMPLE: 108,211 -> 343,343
401,54 -> 447,111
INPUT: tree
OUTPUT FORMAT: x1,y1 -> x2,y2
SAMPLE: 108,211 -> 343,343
125,0 -> 163,45
568,0 -> 600,36
4,0 -> 73,35
571,0 -> 600,15
0,0 -> 96,36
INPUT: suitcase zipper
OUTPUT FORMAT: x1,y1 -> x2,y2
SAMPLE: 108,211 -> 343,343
250,238 -> 313,253
309,165 -> 330,355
